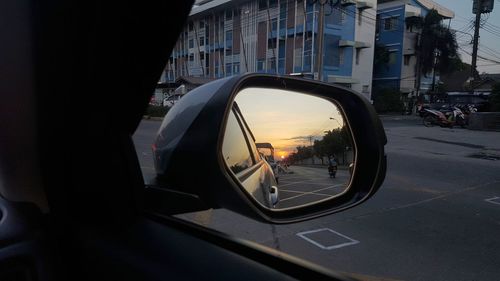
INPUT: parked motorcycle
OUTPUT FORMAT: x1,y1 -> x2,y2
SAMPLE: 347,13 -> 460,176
457,104 -> 477,125
422,106 -> 466,128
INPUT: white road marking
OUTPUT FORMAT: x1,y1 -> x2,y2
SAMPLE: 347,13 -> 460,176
485,196 -> 500,205
297,228 -> 359,250
279,181 -> 339,187
278,178 -> 321,187
279,184 -> 346,202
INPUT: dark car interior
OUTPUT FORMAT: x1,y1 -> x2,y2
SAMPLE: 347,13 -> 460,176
0,0 -> 365,280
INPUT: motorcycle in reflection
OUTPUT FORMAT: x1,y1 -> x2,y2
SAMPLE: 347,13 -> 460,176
328,155 -> 338,178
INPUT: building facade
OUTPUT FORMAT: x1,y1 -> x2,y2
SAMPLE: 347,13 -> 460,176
373,0 -> 454,95
161,0 -> 377,99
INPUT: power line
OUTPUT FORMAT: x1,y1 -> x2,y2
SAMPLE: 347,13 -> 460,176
482,25 -> 500,38
459,45 -> 500,64
477,63 -> 500,66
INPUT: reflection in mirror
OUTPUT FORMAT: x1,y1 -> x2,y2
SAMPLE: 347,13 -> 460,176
222,87 -> 355,210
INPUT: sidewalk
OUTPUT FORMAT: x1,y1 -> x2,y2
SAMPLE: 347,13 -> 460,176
378,114 -> 420,121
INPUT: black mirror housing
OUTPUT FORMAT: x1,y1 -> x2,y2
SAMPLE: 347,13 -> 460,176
150,74 -> 386,224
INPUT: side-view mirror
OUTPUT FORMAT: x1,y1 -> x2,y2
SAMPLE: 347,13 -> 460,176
150,74 -> 386,223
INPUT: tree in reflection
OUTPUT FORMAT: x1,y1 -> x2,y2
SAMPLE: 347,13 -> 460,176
287,127 -> 352,165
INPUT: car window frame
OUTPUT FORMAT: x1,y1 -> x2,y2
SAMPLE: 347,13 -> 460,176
233,107 -> 263,164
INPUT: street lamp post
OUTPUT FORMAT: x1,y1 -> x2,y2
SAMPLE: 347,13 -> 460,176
330,117 -> 342,128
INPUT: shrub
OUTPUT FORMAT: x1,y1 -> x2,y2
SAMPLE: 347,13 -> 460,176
372,88 -> 404,113
146,105 -> 169,117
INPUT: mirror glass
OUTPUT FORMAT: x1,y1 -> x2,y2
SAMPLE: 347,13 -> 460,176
222,87 -> 355,210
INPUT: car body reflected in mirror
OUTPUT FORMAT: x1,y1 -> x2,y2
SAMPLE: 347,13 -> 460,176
222,87 -> 355,210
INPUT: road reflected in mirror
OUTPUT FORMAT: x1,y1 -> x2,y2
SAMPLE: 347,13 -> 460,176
222,87 -> 355,210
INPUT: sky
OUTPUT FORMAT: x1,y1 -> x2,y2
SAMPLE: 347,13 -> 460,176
432,0 -> 500,73
235,88 -> 346,159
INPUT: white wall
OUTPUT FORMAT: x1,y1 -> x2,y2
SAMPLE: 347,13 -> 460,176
400,5 -> 420,93
352,1 -> 377,100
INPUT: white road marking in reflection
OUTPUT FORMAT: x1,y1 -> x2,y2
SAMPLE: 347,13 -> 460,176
278,178 -> 320,187
297,228 -> 359,250
279,182 -> 338,187
279,184 -> 346,202
485,196 -> 500,205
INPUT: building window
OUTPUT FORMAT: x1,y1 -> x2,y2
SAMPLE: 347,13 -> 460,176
362,85 -> 369,93
272,19 -> 278,32
189,54 -> 194,61
339,48 -> 344,66
404,55 -> 411,66
233,62 -> 240,74
225,9 -> 232,20
257,59 -> 265,71
296,1 -> 305,25
304,38 -> 312,70
268,38 -> 276,50
189,22 -> 193,31
355,49 -> 360,65
225,30 -> 233,44
200,37 -> 204,46
294,47 -> 303,69
358,10 -> 362,25
280,1 -> 287,18
225,30 -> 233,52
324,34 -> 340,67
225,63 -> 232,75
189,39 -> 194,48
384,17 -> 398,31
389,52 -> 397,64
406,23 -> 415,32
258,0 -> 267,10
269,0 -> 278,8
268,57 -> 276,73
199,20 -> 205,29
340,7 -> 347,24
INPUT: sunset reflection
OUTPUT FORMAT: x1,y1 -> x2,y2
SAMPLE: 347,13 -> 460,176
235,88 -> 344,159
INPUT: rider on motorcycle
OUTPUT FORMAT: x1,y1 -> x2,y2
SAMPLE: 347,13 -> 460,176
328,155 -> 338,178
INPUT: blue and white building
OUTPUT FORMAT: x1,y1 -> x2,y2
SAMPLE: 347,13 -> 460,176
161,0 -> 377,99
373,0 -> 454,95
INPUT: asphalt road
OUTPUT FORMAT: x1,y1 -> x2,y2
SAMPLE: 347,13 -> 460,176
133,117 -> 500,281
277,166 -> 350,209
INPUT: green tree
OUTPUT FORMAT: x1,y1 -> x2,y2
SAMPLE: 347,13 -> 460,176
374,44 -> 390,69
372,88 -> 404,113
407,10 -> 460,82
313,127 -> 352,162
490,83 -> 500,112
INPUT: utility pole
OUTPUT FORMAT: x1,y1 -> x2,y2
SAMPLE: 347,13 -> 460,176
415,32 -> 422,101
470,0 -> 495,86
316,0 -> 328,81
471,0 -> 482,83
